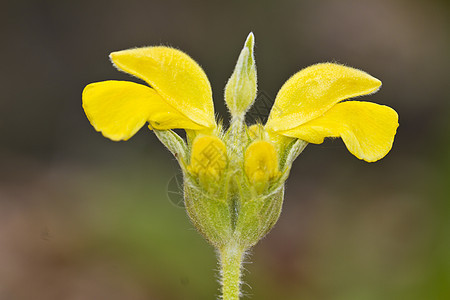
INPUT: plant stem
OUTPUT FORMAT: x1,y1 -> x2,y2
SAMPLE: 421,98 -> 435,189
220,243 -> 245,300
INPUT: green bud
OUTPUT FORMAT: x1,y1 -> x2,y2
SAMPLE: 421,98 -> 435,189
225,32 -> 257,117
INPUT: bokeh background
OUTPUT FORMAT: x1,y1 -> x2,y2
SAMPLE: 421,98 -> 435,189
1,0 -> 449,299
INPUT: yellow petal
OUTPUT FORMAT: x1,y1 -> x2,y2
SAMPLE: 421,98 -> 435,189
82,80 -> 203,141
110,47 -> 215,128
244,140 -> 280,184
188,135 -> 227,181
265,63 -> 382,132
279,101 -> 399,162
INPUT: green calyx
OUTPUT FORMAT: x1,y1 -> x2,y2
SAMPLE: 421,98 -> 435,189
180,125 -> 307,250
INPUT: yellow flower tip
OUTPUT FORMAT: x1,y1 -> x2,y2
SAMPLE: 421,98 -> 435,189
188,135 -> 228,181
316,62 -> 382,93
109,51 -> 118,65
350,106 -> 399,163
244,140 -> 280,185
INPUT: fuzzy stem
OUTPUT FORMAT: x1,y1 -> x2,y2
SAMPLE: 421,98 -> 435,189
220,243 -> 245,300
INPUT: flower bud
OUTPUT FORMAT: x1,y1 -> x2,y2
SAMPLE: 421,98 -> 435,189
244,140 -> 280,188
188,135 -> 227,182
224,32 -> 257,117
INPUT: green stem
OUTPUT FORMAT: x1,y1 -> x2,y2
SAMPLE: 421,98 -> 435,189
227,116 -> 246,158
220,243 -> 245,300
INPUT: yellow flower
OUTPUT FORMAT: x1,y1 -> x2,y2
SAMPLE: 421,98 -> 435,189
188,135 -> 228,181
244,140 -> 280,185
82,34 -> 400,300
82,47 -> 216,141
265,63 -> 399,162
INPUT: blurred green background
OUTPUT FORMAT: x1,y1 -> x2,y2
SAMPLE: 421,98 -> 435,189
1,0 -> 449,299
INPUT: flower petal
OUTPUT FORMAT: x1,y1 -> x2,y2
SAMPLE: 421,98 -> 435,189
279,101 -> 399,162
265,63 -> 381,132
110,47 -> 215,128
82,80 -> 203,141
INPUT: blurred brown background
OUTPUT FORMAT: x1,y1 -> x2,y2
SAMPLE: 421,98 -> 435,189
1,0 -> 449,299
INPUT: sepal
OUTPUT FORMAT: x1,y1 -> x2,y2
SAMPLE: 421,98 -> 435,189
153,129 -> 188,166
